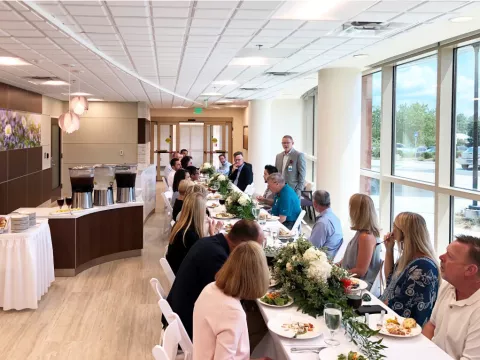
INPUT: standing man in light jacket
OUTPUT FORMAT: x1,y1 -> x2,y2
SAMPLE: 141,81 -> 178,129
275,135 -> 306,197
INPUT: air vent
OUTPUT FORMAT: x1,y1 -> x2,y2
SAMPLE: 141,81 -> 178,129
27,76 -> 57,81
239,87 -> 262,91
264,71 -> 297,77
225,97 -> 240,100
333,21 -> 410,38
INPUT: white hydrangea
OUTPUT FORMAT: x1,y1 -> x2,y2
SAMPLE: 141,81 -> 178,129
287,242 -> 297,248
292,255 -> 297,261
286,262 -> 293,272
226,197 -> 233,205
218,174 -> 226,181
238,195 -> 250,206
307,258 -> 332,282
303,247 -> 326,262
202,162 -> 212,169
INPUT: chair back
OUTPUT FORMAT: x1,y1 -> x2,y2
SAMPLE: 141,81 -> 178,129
152,318 -> 182,360
244,184 -> 255,196
150,277 -> 167,299
162,176 -> 169,187
162,193 -> 174,213
160,258 -> 176,288
292,210 -> 306,236
159,300 -> 193,359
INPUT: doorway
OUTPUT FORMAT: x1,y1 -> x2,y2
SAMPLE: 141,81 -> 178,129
51,119 -> 61,199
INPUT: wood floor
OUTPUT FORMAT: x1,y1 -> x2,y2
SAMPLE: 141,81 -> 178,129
0,183 -> 171,360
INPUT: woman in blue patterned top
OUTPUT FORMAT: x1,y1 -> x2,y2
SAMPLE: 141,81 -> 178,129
380,212 -> 440,327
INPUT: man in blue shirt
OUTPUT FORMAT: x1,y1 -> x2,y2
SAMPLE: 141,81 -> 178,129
309,190 -> 343,259
217,153 -> 231,175
268,173 -> 301,230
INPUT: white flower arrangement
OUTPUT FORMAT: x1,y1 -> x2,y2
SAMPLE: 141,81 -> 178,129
238,195 -> 250,206
202,162 -> 212,169
218,174 -> 226,181
286,262 -> 293,272
307,258 -> 332,282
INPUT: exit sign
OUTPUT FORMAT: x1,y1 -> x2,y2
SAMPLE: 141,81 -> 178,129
194,107 -> 203,114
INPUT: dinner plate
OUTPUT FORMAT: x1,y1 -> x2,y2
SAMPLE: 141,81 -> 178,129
278,234 -> 294,240
213,213 -> 235,220
266,215 -> 279,221
258,294 -> 294,308
207,204 -> 220,209
318,346 -> 362,360
267,315 -> 323,339
349,278 -> 368,291
369,314 -> 422,338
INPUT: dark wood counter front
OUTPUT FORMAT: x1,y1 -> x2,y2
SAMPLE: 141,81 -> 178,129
49,205 -> 143,276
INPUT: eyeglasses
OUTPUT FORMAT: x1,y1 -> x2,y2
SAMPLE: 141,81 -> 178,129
234,158 -> 243,162
281,142 -> 292,145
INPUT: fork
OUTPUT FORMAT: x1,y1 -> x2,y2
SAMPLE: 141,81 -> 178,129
290,346 -> 326,353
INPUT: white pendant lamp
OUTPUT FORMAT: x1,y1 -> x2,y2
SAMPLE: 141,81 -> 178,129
70,95 -> 89,115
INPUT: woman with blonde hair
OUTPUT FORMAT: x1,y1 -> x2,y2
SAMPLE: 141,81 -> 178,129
340,193 -> 382,290
172,179 -> 194,220
167,192 -> 218,274
185,183 -> 208,197
380,212 -> 440,326
193,242 -> 271,360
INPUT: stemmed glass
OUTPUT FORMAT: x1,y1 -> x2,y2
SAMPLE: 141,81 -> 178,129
65,197 -> 73,211
251,206 -> 260,221
210,182 -> 219,194
324,303 -> 342,346
56,198 -> 64,210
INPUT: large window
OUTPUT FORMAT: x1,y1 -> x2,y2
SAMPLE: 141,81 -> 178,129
393,56 -> 437,183
360,176 -> 380,213
360,72 -> 382,172
453,43 -> 480,191
452,196 -> 480,238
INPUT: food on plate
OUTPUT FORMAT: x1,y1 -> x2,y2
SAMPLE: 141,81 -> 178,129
402,318 -> 417,329
337,351 -> 368,360
215,212 -> 234,219
260,291 -> 290,306
281,321 -> 314,338
0,216 -> 7,229
52,208 -> 82,213
224,224 -> 233,233
258,213 -> 266,220
383,317 -> 417,336
266,214 -> 279,221
207,193 -> 222,199
279,228 -> 292,237
386,317 -> 400,325
350,278 -> 360,289
208,203 -> 219,208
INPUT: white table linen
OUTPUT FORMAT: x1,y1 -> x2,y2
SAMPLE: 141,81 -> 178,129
0,220 -> 55,310
253,292 -> 453,360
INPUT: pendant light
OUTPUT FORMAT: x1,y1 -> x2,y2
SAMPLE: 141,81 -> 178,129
70,95 -> 88,115
59,70 -> 81,133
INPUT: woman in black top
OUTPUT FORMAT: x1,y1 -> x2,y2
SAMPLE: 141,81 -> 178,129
167,193 -> 218,274
172,179 -> 194,220
171,169 -> 190,206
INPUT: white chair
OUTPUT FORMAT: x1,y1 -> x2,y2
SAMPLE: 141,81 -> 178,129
163,176 -> 169,188
162,192 -> 174,215
160,258 -> 176,288
158,300 -> 193,360
292,210 -> 306,237
152,318 -> 182,360
244,183 -> 255,196
150,277 -> 167,299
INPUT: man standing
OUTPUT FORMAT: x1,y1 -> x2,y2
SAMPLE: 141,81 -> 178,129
180,149 -> 188,156
267,173 -> 301,230
422,235 -> 480,360
167,158 -> 182,188
228,151 -> 253,192
164,151 -> 182,186
309,190 -> 343,259
217,154 -> 231,175
275,135 -> 306,197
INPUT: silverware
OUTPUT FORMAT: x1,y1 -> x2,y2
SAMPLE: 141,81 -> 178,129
290,346 -> 326,353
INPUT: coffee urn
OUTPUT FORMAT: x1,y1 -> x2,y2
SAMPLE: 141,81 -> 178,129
93,164 -> 115,206
69,166 -> 94,209
115,164 -> 137,203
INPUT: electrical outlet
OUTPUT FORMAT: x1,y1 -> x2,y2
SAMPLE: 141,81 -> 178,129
120,150 -> 124,156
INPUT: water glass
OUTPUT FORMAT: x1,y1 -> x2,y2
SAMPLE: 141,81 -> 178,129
324,303 -> 342,346
258,213 -> 266,225
252,207 -> 260,220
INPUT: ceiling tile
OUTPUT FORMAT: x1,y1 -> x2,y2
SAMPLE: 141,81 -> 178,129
290,30 -> 328,38
5,29 -> 45,37
234,9 -> 274,20
0,10 -> 24,21
154,18 -> 188,27
228,19 -> 265,29
155,34 -> 184,42
118,26 -> 152,35
64,5 -> 107,17
152,7 -> 190,17
152,1 -> 192,8
155,41 -> 183,47
194,9 -> 232,19
368,1 -> 421,13
36,4 -> 67,16
264,19 -> 304,29
114,17 -> 150,27
109,6 -> 148,17
74,15 -> 112,25
153,27 -> 185,35
122,33 -> 153,41
410,1 -> 466,13
392,12 -> 440,22
88,33 -> 119,41
188,35 -> 218,43
222,28 -> 256,36
191,18 -> 226,28
195,1 -> 239,9
320,1 -> 378,21
81,25 -> 116,33
352,11 -> 399,22
0,21 -> 35,30
240,1 -> 282,10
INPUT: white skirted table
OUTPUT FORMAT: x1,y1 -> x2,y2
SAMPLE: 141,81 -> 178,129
0,220 -> 55,311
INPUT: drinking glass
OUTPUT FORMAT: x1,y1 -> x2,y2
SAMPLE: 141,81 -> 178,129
346,288 -> 363,310
210,183 -> 219,194
251,207 -> 260,220
258,213 -> 266,225
271,230 -> 278,243
65,197 -> 73,209
324,303 -> 342,346
57,198 -> 64,209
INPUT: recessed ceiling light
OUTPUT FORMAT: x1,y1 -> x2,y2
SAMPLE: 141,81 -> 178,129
353,54 -> 369,58
212,80 -> 238,86
43,80 -> 69,86
62,92 -> 92,96
173,106 -> 187,108
229,57 -> 280,66
449,16 -> 473,23
273,0 -> 343,21
87,98 -> 104,102
200,92 -> 223,97
0,57 -> 30,66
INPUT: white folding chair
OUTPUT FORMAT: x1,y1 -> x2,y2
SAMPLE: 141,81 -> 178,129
162,192 -> 173,215
162,176 -> 169,188
152,318 -> 182,360
292,210 -> 306,237
244,184 -> 255,196
159,301 -> 193,359
160,258 -> 176,288
150,277 -> 167,299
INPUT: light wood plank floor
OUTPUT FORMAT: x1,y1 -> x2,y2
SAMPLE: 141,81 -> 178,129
0,182 -> 171,360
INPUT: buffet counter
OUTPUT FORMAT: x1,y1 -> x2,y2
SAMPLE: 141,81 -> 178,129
16,201 -> 144,277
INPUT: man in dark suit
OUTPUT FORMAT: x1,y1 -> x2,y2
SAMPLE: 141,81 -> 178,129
228,151 -> 253,192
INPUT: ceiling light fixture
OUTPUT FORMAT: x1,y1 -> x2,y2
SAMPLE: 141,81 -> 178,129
87,98 -> 104,102
173,106 -> 187,108
42,80 -> 69,86
216,100 -> 233,104
272,0 -> 345,20
229,57 -> 277,66
353,54 -> 369,58
200,92 -> 223,97
212,80 -> 238,86
0,57 -> 31,66
449,16 -> 473,23
62,92 -> 91,96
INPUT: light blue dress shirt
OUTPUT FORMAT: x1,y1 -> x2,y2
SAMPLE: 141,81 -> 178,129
309,208 -> 343,259
234,163 -> 244,186
217,161 -> 231,175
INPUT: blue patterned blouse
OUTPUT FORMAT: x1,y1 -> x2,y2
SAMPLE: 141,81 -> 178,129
380,257 -> 439,326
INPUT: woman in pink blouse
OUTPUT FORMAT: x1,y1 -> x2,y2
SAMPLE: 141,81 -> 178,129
193,242 -> 272,360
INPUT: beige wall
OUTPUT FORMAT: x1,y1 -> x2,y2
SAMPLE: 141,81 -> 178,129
41,96 -> 66,171
62,102 -> 138,195
150,107 -> 247,161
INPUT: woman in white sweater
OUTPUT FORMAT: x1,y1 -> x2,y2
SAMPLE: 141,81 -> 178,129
193,242 -> 271,360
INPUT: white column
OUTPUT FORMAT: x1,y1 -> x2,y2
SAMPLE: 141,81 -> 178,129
316,68 -> 361,233
248,100 -> 272,194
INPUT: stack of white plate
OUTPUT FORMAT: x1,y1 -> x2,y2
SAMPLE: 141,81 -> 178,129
10,215 -> 29,233
19,211 -> 36,227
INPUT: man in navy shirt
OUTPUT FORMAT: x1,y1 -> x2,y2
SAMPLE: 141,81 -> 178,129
268,173 -> 301,230
166,220 -> 264,338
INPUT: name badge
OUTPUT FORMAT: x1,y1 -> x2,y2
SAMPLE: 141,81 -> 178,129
288,165 -> 293,172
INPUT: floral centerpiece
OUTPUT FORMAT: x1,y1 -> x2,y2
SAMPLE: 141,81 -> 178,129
273,238 -> 386,360
208,173 -> 231,196
225,191 -> 254,220
199,162 -> 216,178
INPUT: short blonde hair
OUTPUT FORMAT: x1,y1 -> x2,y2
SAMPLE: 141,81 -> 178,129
216,242 -> 269,300
178,179 -> 194,195
349,193 -> 381,238
185,184 -> 208,197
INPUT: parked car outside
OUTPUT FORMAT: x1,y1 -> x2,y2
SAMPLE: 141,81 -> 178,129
415,146 -> 428,157
457,147 -> 480,169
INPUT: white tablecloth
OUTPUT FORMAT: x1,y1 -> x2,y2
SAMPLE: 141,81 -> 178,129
253,292 -> 453,360
0,220 -> 55,310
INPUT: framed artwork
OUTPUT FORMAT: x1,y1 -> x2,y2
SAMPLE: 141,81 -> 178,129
243,126 -> 248,150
